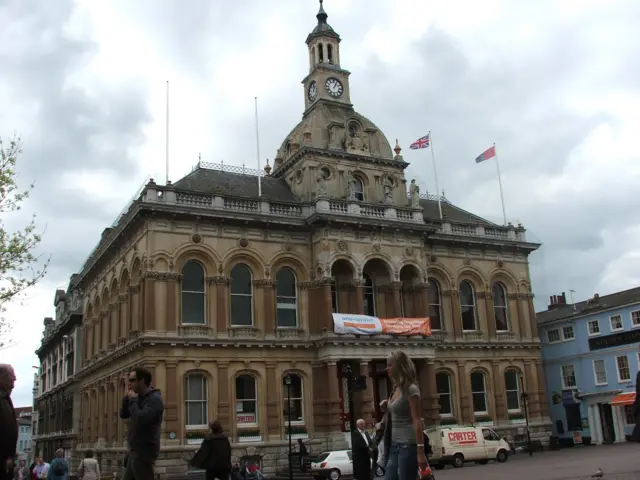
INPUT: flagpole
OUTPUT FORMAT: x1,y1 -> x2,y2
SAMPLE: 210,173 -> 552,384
165,80 -> 170,184
429,130 -> 443,219
494,142 -> 507,225
254,97 -> 262,197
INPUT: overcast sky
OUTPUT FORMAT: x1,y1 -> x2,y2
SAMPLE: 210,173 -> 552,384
1,0 -> 639,406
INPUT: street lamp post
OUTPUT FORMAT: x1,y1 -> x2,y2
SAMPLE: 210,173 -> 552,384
285,374 -> 293,480
520,391 -> 532,457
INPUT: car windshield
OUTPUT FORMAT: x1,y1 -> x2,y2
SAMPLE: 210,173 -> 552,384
315,453 -> 330,463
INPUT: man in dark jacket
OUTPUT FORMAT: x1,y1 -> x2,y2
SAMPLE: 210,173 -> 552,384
631,369 -> 640,442
120,367 -> 164,480
0,364 -> 18,480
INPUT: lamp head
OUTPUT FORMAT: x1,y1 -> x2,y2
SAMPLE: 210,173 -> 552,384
285,374 -> 292,386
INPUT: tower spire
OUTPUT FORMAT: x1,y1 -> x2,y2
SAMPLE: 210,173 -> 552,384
317,0 -> 328,24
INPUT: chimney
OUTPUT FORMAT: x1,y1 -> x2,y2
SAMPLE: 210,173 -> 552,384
548,293 -> 568,310
560,292 -> 567,304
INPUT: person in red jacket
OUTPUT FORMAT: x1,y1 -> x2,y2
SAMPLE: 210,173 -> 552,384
0,364 -> 18,480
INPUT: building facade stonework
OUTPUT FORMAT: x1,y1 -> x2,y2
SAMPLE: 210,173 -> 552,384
71,3 -> 551,477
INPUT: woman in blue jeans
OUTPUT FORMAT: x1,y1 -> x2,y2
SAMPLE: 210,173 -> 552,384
383,351 -> 428,480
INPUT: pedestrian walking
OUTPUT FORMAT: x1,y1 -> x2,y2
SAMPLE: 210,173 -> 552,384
382,351 -> 428,480
190,420 -> 231,480
46,449 -> 68,480
0,364 -> 18,480
77,450 -> 100,480
631,369 -> 640,441
120,367 -> 164,480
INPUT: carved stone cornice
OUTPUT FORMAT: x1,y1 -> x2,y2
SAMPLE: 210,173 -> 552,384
206,276 -> 232,286
99,311 -> 108,320
298,279 -> 332,289
443,289 -> 458,298
144,271 -> 182,282
507,293 -> 518,300
127,285 -> 140,295
118,294 -> 129,302
481,291 -> 493,300
108,303 -> 118,311
253,279 -> 276,288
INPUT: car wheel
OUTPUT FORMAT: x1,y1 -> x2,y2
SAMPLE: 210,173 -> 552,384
329,468 -> 341,480
496,449 -> 508,463
452,453 -> 464,468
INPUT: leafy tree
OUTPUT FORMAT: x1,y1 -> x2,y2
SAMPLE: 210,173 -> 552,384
0,136 -> 49,349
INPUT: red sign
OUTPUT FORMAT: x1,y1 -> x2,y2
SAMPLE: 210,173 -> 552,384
447,430 -> 478,445
236,414 -> 256,424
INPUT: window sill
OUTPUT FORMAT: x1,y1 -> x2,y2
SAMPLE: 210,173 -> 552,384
237,436 -> 262,443
186,425 -> 209,431
618,379 -> 632,384
595,382 -> 608,387
611,328 -> 624,333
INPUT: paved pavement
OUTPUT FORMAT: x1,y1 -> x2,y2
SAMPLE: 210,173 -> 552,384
433,443 -> 640,480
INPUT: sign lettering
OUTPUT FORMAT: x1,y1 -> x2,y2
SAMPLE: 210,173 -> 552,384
588,329 -> 640,351
447,431 -> 478,444
332,313 -> 431,337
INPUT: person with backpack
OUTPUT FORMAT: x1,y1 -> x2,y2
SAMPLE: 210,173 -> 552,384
45,450 -> 68,480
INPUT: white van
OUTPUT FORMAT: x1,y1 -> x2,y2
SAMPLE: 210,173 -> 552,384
426,426 -> 510,469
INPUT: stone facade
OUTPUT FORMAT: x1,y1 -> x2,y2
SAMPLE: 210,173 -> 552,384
69,3 -> 551,478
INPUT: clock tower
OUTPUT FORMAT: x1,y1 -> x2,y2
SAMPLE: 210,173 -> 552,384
303,0 -> 352,111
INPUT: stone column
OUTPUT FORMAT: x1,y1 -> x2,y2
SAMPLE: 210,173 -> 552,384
491,361 -> 507,424
326,362 -> 342,431
391,282 -> 403,317
321,280 -> 334,331
256,280 -> 276,332
353,281 -> 365,315
417,283 -> 430,317
524,360 -> 541,419
109,304 -> 118,347
419,360 -> 439,426
535,360 -> 549,418
128,285 -> 141,334
457,362 -> 471,424
100,312 -> 108,352
160,362 -> 177,443
527,294 -> 539,339
446,290 -> 462,340
143,276 -> 156,331
217,362 -> 231,433
214,277 -> 230,334
484,292 -> 497,340
312,362 -> 329,433
516,294 -> 528,339
265,363 -> 280,439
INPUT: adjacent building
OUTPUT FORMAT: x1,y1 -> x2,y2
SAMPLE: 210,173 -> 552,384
33,280 -> 84,464
14,407 -> 33,462
538,287 -> 640,446
72,3 -> 550,477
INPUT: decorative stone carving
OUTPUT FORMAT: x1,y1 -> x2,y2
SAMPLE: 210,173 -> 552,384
337,240 -> 348,252
346,171 -> 357,200
463,257 -> 471,266
372,244 -> 381,253
383,177 -> 394,205
429,254 -> 438,263
328,124 -> 344,149
264,266 -> 271,278
144,271 -> 182,281
496,259 -> 504,268
192,233 -> 202,244
346,128 -> 369,153
410,179 -> 420,207
217,264 -> 224,275
316,169 -> 327,197
284,243 -> 293,252
404,247 -> 415,257
238,238 -> 249,248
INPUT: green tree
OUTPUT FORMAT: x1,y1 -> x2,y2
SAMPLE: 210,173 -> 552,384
0,135 -> 49,349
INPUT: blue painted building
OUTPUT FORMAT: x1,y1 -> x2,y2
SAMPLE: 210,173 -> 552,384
537,287 -> 640,445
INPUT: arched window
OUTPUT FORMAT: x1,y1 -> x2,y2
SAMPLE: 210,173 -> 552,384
331,280 -> 339,313
318,42 -> 324,62
185,374 -> 207,427
276,268 -> 298,328
504,370 -> 521,411
470,371 -> 488,414
230,264 -> 253,327
353,177 -> 364,201
181,261 -> 206,324
459,281 -> 477,331
283,374 -> 304,423
235,375 -> 258,426
493,282 -> 509,331
436,372 -> 452,416
427,279 -> 442,330
363,274 -> 376,316
327,44 -> 334,64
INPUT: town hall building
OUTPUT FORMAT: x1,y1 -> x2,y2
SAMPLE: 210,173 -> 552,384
67,2 -> 551,476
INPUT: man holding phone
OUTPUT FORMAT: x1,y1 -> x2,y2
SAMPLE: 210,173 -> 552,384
120,367 -> 164,480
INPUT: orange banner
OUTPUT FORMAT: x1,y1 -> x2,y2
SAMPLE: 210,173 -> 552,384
379,317 -> 432,336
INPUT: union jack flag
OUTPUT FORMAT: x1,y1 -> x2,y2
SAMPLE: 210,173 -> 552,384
409,134 -> 430,150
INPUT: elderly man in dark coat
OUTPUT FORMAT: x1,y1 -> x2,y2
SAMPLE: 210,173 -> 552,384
0,364 -> 18,480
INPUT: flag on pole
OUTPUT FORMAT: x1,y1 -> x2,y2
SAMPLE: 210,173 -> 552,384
409,134 -> 430,150
474,146 -> 496,163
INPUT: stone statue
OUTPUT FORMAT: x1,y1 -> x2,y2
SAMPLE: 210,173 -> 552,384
410,179 -> 420,207
383,177 -> 394,204
328,125 -> 342,149
346,171 -> 356,200
316,169 -> 327,197
346,129 -> 369,153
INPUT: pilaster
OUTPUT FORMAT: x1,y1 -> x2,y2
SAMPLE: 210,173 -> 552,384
254,279 -> 276,332
265,362 -> 280,439
445,290 -> 462,340
491,360 -> 507,424
217,361 -> 231,433
483,291 -> 497,340
457,362 -> 471,424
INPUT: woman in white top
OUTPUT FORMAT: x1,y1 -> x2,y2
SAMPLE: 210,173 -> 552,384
77,450 -> 100,480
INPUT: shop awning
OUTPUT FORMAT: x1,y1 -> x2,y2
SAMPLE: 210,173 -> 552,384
611,392 -> 636,406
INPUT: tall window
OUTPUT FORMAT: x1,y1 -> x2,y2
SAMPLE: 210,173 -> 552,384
492,282 -> 509,331
427,279 -> 442,330
236,375 -> 258,426
276,268 -> 298,328
470,372 -> 487,414
185,374 -> 208,427
283,374 -> 304,423
436,372 -> 452,416
561,364 -> 576,388
504,370 -> 520,411
353,177 -> 364,201
65,337 -> 75,378
363,274 -> 376,316
616,355 -> 631,382
593,359 -> 607,385
459,281 -> 477,331
331,280 -> 339,313
181,260 -> 206,324
230,265 -> 253,326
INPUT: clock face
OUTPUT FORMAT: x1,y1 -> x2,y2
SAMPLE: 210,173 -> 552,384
308,81 -> 318,102
325,77 -> 344,98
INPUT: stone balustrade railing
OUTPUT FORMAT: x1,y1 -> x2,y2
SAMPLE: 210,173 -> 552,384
141,183 -> 528,242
